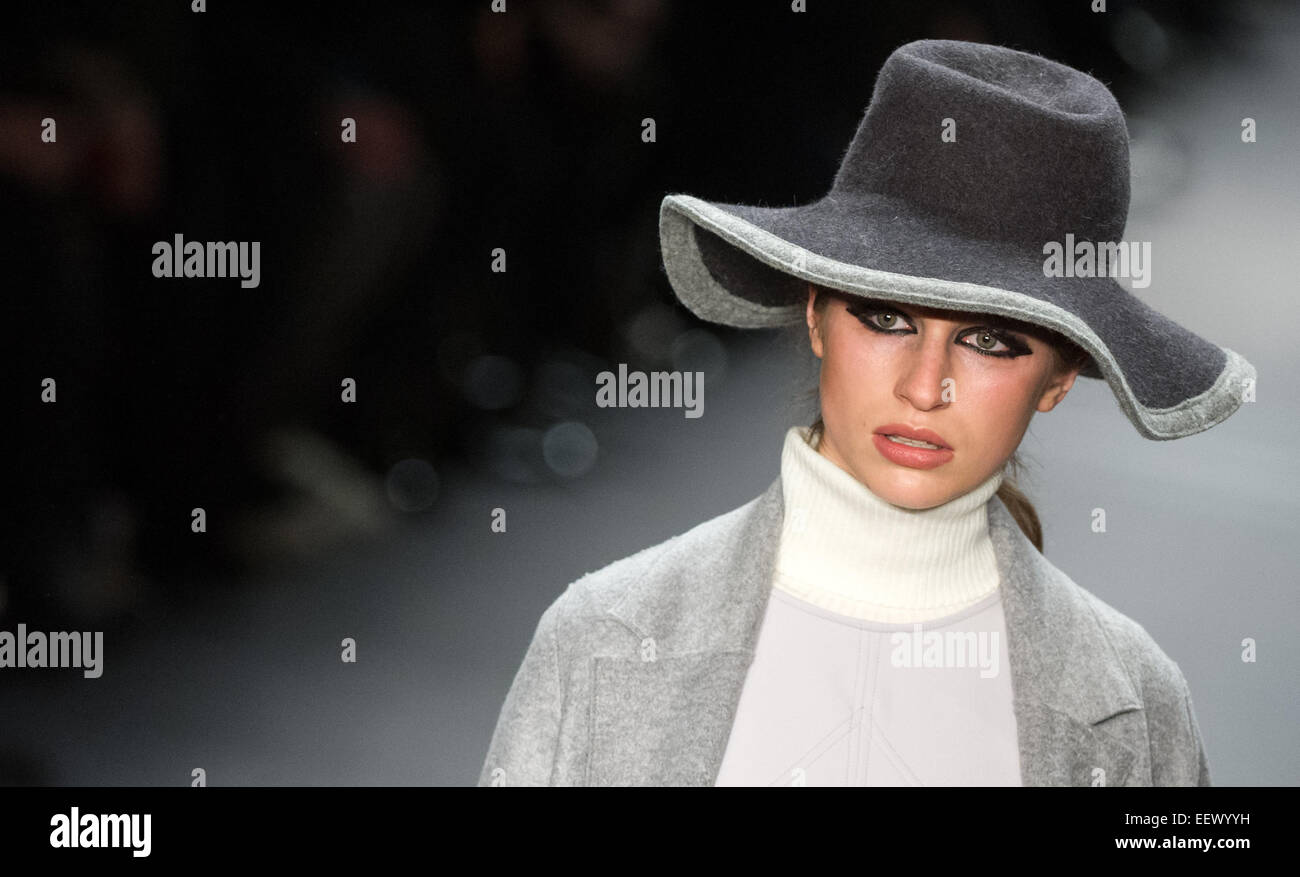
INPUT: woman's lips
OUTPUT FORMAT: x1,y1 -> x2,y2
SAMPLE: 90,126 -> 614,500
873,423 -> 952,449
871,433 -> 956,469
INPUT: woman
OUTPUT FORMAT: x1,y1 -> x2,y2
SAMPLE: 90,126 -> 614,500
477,39 -> 1253,786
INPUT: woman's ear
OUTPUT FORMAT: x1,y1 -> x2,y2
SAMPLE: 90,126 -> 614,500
806,284 -> 825,359
1036,363 -> 1081,413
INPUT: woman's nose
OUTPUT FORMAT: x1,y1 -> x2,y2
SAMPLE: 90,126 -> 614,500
895,335 -> 954,408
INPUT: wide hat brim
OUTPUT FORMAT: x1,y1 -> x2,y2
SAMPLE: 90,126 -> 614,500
659,191 -> 1255,441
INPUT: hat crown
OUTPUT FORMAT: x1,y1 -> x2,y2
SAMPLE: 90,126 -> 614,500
830,39 -> 1131,247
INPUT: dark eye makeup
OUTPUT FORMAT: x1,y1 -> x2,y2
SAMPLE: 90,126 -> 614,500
844,299 -> 1033,359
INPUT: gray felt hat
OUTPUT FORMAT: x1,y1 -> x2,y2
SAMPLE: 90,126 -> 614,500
658,39 -> 1254,440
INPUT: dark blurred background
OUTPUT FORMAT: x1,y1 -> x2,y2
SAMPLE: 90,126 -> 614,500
2,0 -> 1296,785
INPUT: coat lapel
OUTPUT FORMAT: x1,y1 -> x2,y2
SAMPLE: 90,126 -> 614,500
594,478 -> 784,786
987,493 -> 1145,785
595,475 -> 1144,786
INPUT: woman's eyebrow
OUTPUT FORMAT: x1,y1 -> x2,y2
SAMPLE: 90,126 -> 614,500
850,297 -> 1030,332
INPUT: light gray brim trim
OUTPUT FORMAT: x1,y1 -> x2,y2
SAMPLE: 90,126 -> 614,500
660,193 -> 1255,441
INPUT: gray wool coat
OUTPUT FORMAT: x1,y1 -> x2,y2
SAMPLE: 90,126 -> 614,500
477,476 -> 1211,787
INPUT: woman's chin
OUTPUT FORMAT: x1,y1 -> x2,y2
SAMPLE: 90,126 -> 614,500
862,466 -> 972,511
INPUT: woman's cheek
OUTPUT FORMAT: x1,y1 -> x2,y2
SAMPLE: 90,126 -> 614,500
960,377 -> 1038,449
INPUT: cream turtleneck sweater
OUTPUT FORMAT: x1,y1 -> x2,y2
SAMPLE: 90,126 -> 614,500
773,424 -> 1005,624
713,425 -> 1021,786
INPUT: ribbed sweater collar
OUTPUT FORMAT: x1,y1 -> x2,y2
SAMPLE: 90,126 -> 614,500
773,425 -> 1005,623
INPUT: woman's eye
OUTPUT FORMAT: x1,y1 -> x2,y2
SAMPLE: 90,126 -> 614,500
960,329 -> 1012,354
858,310 -> 912,332
852,306 -> 1026,358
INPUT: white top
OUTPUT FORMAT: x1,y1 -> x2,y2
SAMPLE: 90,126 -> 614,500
713,426 -> 1022,786
773,425 -> 1005,623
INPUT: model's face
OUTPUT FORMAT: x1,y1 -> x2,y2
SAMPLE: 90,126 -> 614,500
807,285 -> 1081,510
